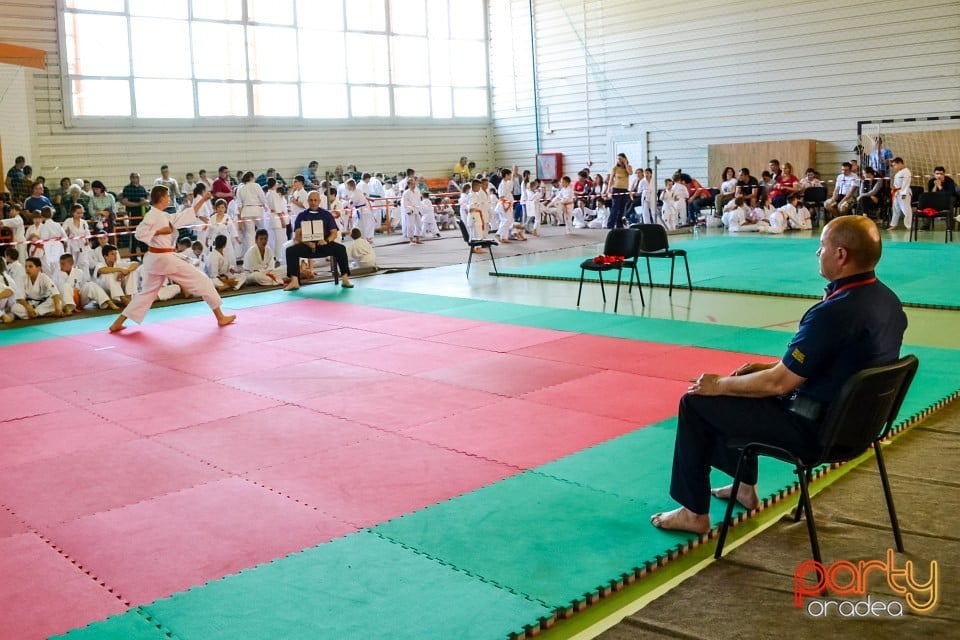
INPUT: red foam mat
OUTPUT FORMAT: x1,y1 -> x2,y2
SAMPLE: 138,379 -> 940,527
219,358 -> 385,403
418,352 -> 600,397
246,432 -> 516,528
91,381 -> 282,436
428,322 -> 570,352
265,327 -> 400,359
350,314 -> 484,339
0,439 -> 224,528
37,362 -> 204,408
0,408 -> 135,470
155,405 -> 381,473
0,533 -> 126,639
405,397 -> 641,469
151,342 -> 316,380
522,370 -> 689,423
0,509 -> 28,539
298,375 -> 502,432
326,338 -> 498,375
0,384 -> 75,422
509,333 -> 679,373
47,477 -> 354,606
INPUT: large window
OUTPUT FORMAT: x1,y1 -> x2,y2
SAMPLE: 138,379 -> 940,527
61,0 -> 488,121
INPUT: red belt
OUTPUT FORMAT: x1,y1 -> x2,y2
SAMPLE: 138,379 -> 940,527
148,247 -> 175,253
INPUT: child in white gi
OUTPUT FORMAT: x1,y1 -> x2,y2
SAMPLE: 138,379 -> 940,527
401,179 -> 422,244
660,179 -> 681,230
96,244 -> 140,305
0,258 -> 21,323
522,179 -> 541,236
419,194 -> 440,238
242,228 -> 286,286
13,257 -> 63,319
208,234 -> 244,290
348,228 -> 377,270
55,253 -> 116,314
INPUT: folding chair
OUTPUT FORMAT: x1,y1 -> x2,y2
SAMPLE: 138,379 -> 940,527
576,228 -> 643,313
910,191 -> 954,243
631,223 -> 692,296
715,355 -> 919,563
802,186 -> 828,227
457,219 -> 499,276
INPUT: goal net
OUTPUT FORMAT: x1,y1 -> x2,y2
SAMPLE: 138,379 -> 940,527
857,116 -> 960,185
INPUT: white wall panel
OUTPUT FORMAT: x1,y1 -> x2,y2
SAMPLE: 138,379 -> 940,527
491,0 -> 960,186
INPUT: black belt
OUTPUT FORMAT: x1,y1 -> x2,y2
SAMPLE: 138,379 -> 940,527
785,394 -> 823,422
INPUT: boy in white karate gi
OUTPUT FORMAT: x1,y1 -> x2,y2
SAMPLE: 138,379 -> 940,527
12,257 -> 63,319
242,228 -> 286,286
96,244 -> 140,306
55,253 -> 116,314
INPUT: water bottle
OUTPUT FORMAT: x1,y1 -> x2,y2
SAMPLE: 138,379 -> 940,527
693,224 -> 699,239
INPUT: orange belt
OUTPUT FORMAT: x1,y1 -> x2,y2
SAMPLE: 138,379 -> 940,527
148,247 -> 175,253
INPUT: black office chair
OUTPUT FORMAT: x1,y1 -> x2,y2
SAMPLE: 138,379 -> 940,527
457,218 -> 499,276
714,355 -> 919,563
910,192 -> 954,243
802,186 -> 828,227
630,223 -> 692,296
576,228 -> 643,313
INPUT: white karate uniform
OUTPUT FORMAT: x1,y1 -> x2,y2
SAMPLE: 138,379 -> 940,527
97,259 -> 139,301
467,189 -> 486,241
637,177 -> 657,225
553,186 -> 574,232
348,237 -> 377,269
265,190 -> 288,264
55,266 -> 111,310
193,199 -> 213,246
522,187 -> 540,233
206,214 -> 239,268
242,244 -> 286,286
766,209 -> 787,234
496,179 -> 514,240
0,271 -> 21,317
400,188 -> 421,239
236,181 -> 268,256
1,215 -> 26,263
12,271 -> 60,318
122,205 -> 223,325
207,249 -> 243,290
671,182 -> 688,226
62,218 -> 90,261
4,260 -> 26,292
890,167 -> 913,229
40,219 -> 66,275
721,202 -> 748,232
347,188 -> 375,241
661,188 -> 680,230
419,198 -> 439,237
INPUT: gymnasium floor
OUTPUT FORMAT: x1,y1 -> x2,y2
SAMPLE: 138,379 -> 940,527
1,226 -> 957,639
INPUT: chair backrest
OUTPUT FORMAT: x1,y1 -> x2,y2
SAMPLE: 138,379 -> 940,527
816,355 -> 919,463
631,223 -> 669,252
602,228 -> 640,258
803,186 -> 828,204
917,191 -> 954,214
909,185 -> 924,205
456,218 -> 471,243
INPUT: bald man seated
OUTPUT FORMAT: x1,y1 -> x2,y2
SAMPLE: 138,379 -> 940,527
652,216 -> 907,534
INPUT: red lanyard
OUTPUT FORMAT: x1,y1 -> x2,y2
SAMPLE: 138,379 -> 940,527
824,277 -> 877,301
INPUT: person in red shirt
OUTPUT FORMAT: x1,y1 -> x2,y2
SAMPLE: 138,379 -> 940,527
212,165 -> 234,203
770,162 -> 800,207
681,173 -> 712,225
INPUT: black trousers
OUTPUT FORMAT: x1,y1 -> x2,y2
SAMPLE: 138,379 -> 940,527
285,242 -> 350,280
669,394 -> 820,514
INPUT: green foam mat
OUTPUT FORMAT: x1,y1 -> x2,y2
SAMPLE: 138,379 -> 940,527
51,610 -> 170,640
134,532 -> 553,640
492,236 -> 960,309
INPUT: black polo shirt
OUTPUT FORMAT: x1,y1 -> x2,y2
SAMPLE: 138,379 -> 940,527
782,271 -> 907,406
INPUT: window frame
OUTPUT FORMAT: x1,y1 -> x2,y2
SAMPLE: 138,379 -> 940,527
57,0 -> 491,128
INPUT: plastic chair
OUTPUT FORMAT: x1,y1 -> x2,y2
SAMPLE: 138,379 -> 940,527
802,186 -> 828,227
714,355 -> 919,563
457,218 -> 499,276
576,228 -> 643,313
910,191 -> 954,243
630,223 -> 692,296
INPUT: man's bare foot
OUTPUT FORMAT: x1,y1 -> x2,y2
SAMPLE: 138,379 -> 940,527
1,314 -> 13,324
650,507 -> 711,534
283,277 -> 300,291
119,295 -> 131,306
711,484 -> 760,511
108,316 -> 127,333
217,314 -> 237,327
105,300 -> 120,311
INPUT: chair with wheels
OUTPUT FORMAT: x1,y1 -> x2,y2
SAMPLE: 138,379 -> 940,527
714,354 -> 919,563
910,191 -> 954,243
576,228 -> 643,313
630,223 -> 692,296
457,218 -> 499,276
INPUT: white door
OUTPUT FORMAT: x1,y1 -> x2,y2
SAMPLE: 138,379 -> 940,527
613,138 -> 647,172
